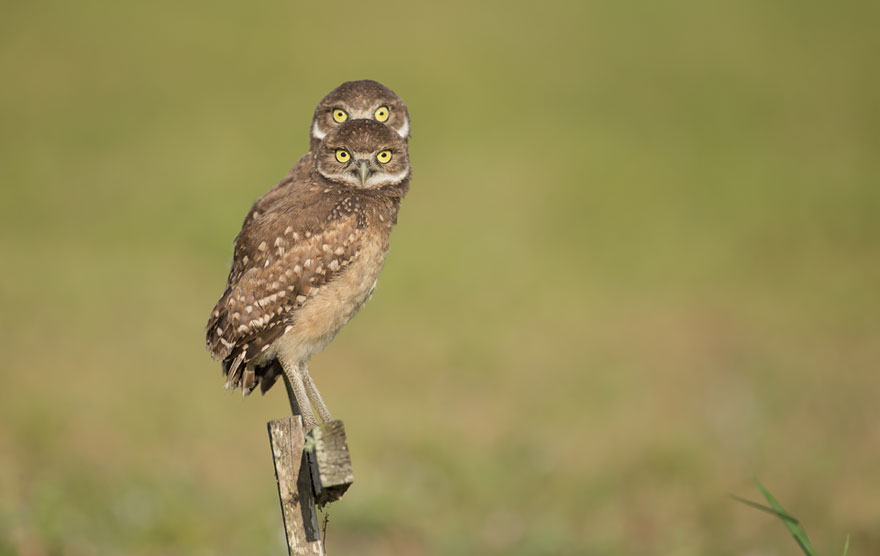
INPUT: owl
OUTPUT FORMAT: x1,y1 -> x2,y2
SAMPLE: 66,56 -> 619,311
246,80 -> 410,222
206,119 -> 411,428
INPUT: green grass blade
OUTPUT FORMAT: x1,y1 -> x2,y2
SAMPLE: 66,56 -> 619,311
842,534 -> 850,556
730,494 -> 800,522
752,478 -> 818,556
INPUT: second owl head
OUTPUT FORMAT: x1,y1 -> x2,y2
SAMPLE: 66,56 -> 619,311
315,119 -> 410,190
310,80 -> 410,150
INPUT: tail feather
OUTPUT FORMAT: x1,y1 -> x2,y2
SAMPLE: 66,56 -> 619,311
221,349 -> 286,397
223,348 -> 247,389
259,360 -> 284,394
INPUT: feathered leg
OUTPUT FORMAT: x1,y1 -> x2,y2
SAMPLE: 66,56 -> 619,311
302,364 -> 333,423
280,359 -> 316,429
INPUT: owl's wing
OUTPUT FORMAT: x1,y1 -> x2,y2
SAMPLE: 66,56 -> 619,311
235,152 -> 313,243
206,206 -> 363,392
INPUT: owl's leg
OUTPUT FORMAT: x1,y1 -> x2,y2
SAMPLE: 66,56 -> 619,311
279,359 -> 316,429
302,364 -> 333,423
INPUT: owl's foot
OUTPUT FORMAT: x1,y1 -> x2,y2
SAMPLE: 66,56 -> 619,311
302,366 -> 333,424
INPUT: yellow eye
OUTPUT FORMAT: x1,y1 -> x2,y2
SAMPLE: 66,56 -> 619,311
335,149 -> 350,163
376,150 -> 392,164
332,109 -> 348,123
374,106 -> 390,122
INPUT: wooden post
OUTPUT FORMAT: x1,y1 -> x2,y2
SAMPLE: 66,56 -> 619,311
306,420 -> 354,507
268,416 -> 324,556
267,374 -> 355,555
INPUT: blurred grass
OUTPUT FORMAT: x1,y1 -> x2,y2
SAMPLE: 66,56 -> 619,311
1,0 -> 879,554
752,478 -> 819,555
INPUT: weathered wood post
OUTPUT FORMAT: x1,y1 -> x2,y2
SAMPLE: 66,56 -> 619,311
266,375 -> 353,555
306,420 -> 354,507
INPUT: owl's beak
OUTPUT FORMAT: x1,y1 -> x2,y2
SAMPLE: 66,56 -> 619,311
358,161 -> 370,187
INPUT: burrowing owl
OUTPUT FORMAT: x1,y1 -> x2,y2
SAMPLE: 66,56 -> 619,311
206,119 -> 411,428
296,79 -> 410,178
248,80 -> 410,221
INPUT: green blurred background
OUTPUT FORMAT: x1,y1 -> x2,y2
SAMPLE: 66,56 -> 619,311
2,0 -> 878,554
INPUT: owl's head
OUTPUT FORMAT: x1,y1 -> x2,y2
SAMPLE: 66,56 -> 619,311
315,119 -> 410,190
310,80 -> 410,149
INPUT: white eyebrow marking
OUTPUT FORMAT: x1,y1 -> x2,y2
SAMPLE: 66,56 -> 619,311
396,116 -> 410,138
312,120 -> 327,139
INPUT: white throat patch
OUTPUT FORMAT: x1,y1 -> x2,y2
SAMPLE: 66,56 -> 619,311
319,168 -> 409,189
366,168 -> 409,188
